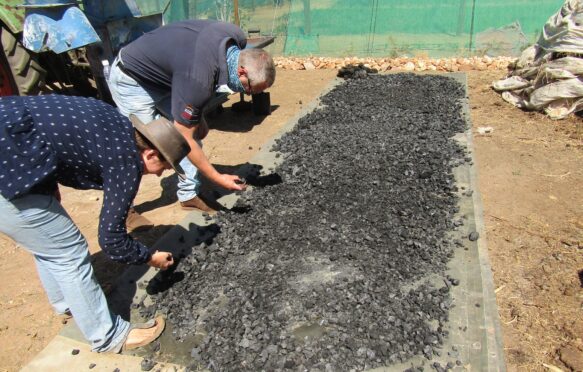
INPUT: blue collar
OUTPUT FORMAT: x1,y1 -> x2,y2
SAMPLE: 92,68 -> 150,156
226,45 -> 245,93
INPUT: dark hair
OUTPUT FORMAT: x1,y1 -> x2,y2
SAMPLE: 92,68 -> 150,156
134,129 -> 166,162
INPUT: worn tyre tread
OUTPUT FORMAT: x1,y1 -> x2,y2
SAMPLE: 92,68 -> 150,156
0,26 -> 45,95
1,28 -> 16,54
12,45 -> 30,75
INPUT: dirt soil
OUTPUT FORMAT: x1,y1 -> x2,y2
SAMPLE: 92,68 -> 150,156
0,68 -> 581,372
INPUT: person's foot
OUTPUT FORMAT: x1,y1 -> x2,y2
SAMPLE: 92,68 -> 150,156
179,196 -> 217,213
126,207 -> 154,231
123,316 -> 165,350
58,309 -> 73,324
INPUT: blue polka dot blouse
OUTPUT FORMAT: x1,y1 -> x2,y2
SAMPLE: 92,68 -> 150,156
0,95 -> 151,265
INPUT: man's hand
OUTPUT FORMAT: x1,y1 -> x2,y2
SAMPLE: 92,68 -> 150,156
173,120 -> 247,191
148,251 -> 174,270
217,174 -> 247,191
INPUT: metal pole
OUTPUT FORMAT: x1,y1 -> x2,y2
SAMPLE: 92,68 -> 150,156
234,0 -> 240,26
468,0 -> 476,54
303,0 -> 311,35
457,0 -> 466,36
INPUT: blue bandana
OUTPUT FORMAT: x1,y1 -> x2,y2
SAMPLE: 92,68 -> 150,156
226,45 -> 245,93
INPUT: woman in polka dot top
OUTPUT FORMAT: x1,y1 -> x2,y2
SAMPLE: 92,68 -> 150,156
0,94 -> 189,353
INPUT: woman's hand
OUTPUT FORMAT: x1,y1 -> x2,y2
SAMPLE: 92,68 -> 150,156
148,250 -> 174,270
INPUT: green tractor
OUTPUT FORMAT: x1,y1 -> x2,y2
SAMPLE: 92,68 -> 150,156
0,0 -> 45,95
0,0 -> 274,110
0,0 -> 167,100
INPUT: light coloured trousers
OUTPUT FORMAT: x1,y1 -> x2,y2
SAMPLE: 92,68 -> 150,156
107,56 -> 202,202
0,193 -> 129,352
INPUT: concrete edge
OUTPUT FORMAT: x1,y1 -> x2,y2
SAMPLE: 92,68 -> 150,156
456,72 -> 507,372
21,335 -> 184,372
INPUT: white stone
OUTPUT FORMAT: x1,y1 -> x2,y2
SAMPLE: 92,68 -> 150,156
404,62 -> 416,71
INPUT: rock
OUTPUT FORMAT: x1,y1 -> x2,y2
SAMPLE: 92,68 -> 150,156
274,56 -> 510,73
140,358 -> 156,371
71,349 -> 80,355
239,338 -> 251,348
304,61 -> 316,70
290,61 -> 304,70
468,231 -> 479,241
476,62 -> 487,71
404,62 -> 416,71
380,62 -> 391,71
477,126 -> 494,135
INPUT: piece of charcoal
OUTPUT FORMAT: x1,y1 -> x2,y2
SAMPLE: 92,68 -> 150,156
140,358 -> 156,371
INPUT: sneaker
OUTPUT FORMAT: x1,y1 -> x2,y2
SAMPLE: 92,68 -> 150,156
179,196 -> 218,213
126,207 -> 154,231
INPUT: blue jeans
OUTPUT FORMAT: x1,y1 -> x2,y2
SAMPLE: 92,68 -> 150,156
0,193 -> 130,352
107,55 -> 202,202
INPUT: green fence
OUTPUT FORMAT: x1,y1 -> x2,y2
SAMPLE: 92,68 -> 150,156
163,0 -> 564,57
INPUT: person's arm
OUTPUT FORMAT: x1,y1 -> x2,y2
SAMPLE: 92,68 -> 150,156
98,165 -> 173,270
173,120 -> 245,191
195,115 -> 209,140
171,68 -> 246,190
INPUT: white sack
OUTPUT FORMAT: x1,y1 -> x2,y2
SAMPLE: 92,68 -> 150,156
492,0 -> 583,119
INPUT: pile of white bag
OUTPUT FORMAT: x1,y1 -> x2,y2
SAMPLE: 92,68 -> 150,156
492,0 -> 583,119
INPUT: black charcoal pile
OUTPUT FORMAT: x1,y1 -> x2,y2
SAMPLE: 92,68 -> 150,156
145,73 -> 469,371
337,63 -> 378,79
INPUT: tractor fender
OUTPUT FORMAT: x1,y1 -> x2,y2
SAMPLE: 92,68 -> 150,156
23,6 -> 100,53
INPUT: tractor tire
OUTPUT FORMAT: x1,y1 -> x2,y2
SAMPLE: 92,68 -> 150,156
0,25 -> 46,96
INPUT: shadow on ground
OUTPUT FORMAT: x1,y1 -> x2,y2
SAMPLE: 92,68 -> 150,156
90,224 -> 175,296
133,162 -> 278,214
92,162 -> 283,322
207,103 -> 279,132
108,222 -> 220,320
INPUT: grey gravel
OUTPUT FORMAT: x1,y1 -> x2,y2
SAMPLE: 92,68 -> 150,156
144,73 -> 469,371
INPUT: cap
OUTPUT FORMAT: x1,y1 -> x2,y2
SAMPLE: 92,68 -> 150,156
130,115 -> 190,179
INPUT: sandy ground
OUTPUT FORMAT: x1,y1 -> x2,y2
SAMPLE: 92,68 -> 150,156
0,68 -> 581,372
